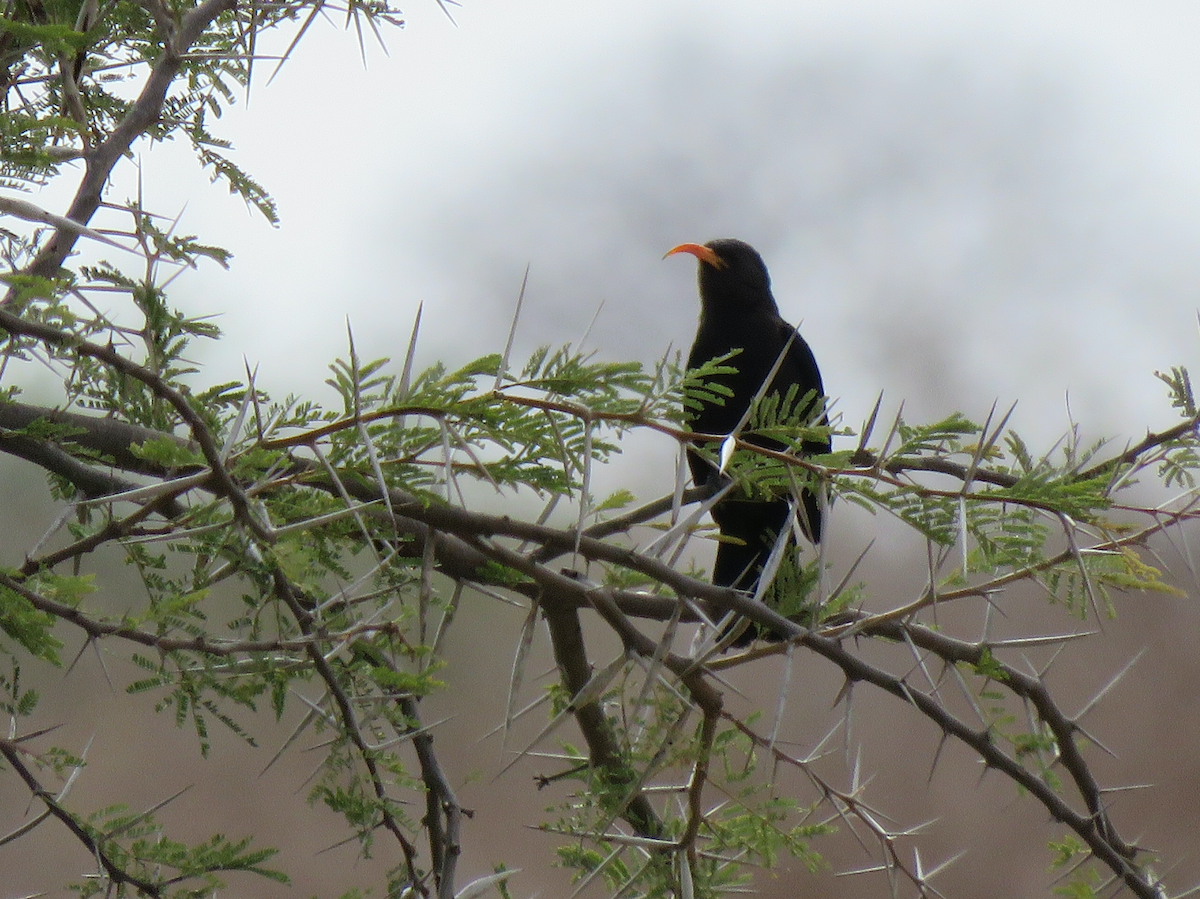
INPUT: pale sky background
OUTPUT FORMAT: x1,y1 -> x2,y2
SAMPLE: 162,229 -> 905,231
12,2 -> 1200,896
99,0 -> 1200,477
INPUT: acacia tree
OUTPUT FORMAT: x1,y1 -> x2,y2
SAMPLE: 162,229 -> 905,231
0,2 -> 1196,897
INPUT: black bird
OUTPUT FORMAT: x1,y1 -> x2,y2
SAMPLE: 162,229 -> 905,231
666,238 -> 829,644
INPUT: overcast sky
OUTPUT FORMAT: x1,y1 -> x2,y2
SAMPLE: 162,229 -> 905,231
98,0 -> 1200,489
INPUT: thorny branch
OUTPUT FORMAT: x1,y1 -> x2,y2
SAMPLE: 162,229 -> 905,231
3,0 -> 239,291
399,694 -> 465,899
0,378 -> 1194,898
542,602 -> 666,839
0,309 -> 267,540
268,566 -> 426,889
0,737 -> 164,897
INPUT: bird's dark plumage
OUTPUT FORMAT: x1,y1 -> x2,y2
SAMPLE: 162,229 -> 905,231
667,238 -> 829,645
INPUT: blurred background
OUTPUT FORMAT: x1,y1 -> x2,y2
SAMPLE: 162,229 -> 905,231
5,0 -> 1200,896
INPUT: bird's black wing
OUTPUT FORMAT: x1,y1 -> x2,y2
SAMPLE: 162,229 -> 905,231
758,319 -> 829,543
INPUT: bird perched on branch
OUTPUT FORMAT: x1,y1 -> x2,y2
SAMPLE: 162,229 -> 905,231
666,238 -> 829,644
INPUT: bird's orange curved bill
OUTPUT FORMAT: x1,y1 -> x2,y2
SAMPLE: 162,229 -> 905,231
664,243 -> 726,269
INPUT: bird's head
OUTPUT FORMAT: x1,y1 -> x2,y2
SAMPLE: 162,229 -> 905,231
665,238 -> 775,311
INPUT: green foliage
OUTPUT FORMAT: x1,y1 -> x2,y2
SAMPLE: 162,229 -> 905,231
892,411 -> 981,455
1048,835 -> 1106,899
0,574 -> 65,663
0,659 -> 39,717
1,306 -> 1192,894
747,381 -> 829,446
3,283 -> 1193,896
681,349 -> 740,416
543,672 -> 829,898
71,803 -> 287,898
1157,366 -> 1195,417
